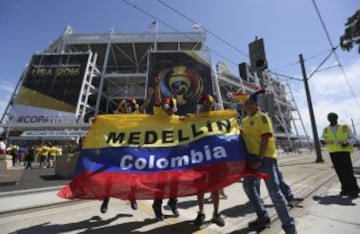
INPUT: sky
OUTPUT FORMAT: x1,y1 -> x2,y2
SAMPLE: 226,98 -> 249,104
1,0 -> 360,138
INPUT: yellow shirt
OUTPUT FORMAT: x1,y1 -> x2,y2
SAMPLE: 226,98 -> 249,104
49,146 -> 59,157
153,106 -> 171,116
41,146 -> 50,156
242,111 -> 277,159
35,147 -> 42,156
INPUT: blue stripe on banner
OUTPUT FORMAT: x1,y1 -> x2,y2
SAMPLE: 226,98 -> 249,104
76,134 -> 247,174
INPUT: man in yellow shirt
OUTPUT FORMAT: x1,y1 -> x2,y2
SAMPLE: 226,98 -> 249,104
48,145 -> 59,168
235,89 -> 296,234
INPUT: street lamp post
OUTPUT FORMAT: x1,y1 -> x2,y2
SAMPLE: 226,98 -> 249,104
299,54 -> 324,163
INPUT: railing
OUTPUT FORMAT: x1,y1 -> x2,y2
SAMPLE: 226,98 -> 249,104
65,32 -> 206,44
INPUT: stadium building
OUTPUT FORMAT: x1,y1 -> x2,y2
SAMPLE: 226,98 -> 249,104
0,26 -> 308,151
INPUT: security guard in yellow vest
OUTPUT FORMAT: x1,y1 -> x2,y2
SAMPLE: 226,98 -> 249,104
321,112 -> 359,198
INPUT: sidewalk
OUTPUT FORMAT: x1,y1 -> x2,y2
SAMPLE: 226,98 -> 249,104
0,150 -> 359,234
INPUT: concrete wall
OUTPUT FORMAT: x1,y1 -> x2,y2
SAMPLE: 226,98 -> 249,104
0,154 -> 13,170
55,154 -> 79,179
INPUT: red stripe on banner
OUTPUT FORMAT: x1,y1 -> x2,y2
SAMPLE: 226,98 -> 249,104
57,161 -> 268,200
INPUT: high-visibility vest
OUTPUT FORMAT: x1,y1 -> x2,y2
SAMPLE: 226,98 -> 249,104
323,125 -> 353,153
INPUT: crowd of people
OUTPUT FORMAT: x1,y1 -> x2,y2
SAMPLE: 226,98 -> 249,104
0,139 -> 79,170
3,72 -> 360,234
99,73 -> 304,233
105,75 -> 357,232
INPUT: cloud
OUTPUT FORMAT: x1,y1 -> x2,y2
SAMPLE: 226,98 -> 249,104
291,58 -> 360,139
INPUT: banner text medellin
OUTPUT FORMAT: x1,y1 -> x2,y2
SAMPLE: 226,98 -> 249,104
106,119 -> 232,145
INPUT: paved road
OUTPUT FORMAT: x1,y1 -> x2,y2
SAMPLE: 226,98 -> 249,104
0,151 -> 359,234
0,165 -> 71,192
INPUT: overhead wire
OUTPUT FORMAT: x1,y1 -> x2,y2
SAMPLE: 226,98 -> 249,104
121,0 -> 240,67
157,0 -> 249,59
270,61 -> 299,71
307,46 -> 337,80
124,0 -> 354,90
316,64 -> 341,73
158,0 -> 348,77
306,48 -> 337,61
271,48 -> 334,71
156,0 -> 323,77
312,0 -> 360,107
267,71 -> 302,82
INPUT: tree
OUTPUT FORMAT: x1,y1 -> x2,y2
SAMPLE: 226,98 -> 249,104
340,9 -> 360,53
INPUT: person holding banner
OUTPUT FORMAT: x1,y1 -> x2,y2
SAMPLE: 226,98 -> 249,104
256,113 -> 302,208
114,88 -> 153,114
151,73 -> 179,220
100,88 -> 154,214
232,89 -> 297,234
193,94 -> 225,227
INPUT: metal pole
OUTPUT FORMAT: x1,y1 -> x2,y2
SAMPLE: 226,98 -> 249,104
351,118 -> 357,135
299,54 -> 324,163
95,36 -> 111,116
5,113 -> 15,144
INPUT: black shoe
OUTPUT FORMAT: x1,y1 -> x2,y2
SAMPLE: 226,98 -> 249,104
348,193 -> 359,198
211,213 -> 225,227
193,212 -> 205,226
282,224 -> 297,234
248,217 -> 270,228
287,197 -> 303,207
167,199 -> 179,216
130,200 -> 137,210
100,198 -> 109,213
340,191 -> 348,196
152,203 -> 163,220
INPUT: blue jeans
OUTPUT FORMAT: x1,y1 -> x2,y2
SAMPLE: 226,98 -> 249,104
255,161 -> 295,203
275,162 -> 295,202
243,156 -> 295,233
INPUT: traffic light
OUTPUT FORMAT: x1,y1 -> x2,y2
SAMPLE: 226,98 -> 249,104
249,38 -> 268,72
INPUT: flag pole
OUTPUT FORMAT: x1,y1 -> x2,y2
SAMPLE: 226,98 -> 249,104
154,19 -> 158,51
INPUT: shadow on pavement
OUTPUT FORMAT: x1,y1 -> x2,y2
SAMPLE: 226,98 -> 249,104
176,199 -> 198,209
221,201 -> 254,218
313,195 -> 356,206
80,219 -> 198,234
10,214 -> 132,234
227,225 -> 268,234
39,175 -> 67,181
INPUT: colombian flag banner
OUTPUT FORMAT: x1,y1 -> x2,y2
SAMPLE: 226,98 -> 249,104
58,110 -> 264,200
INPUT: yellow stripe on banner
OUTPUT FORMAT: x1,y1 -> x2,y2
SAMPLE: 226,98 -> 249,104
83,110 -> 239,149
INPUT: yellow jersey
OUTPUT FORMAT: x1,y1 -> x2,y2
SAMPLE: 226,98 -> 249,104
153,106 -> 171,116
242,111 -> 277,159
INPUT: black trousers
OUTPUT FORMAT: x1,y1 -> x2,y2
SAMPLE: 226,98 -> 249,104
153,198 -> 177,207
329,151 -> 359,194
25,160 -> 32,169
